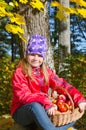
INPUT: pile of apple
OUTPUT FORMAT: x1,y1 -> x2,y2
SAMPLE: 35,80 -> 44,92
53,94 -> 73,112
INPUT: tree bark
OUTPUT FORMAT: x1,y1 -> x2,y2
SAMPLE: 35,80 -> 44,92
58,0 -> 70,72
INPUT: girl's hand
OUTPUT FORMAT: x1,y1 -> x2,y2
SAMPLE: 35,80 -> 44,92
78,102 -> 86,112
46,104 -> 57,116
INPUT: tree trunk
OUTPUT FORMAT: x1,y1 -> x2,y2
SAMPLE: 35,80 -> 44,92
58,0 -> 70,72
19,2 -> 55,70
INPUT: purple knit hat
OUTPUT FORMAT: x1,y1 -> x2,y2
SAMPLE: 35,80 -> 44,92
26,34 -> 47,57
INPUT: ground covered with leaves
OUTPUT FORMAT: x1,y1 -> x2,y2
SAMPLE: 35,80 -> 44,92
0,113 -> 86,130
0,115 -> 14,130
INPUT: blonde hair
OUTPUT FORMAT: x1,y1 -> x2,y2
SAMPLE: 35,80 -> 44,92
18,58 -> 49,84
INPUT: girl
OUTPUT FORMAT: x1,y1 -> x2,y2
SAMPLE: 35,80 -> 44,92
11,34 -> 86,130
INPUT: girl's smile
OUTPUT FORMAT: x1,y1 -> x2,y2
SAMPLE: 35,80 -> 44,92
27,54 -> 44,67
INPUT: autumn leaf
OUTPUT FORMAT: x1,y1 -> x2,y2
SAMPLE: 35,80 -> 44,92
5,24 -> 24,34
13,1 -> 19,7
51,0 -> 86,20
69,8 -> 78,14
70,0 -> 86,7
0,1 -> 7,8
5,67 -> 8,71
77,8 -> 86,17
63,7 -> 71,15
77,57 -> 86,63
51,1 -> 70,21
5,24 -> 27,43
19,0 -> 28,4
0,1 -> 14,17
18,33 -> 27,43
50,1 -> 60,8
30,0 -> 44,11
56,10 -> 67,21
0,7 -> 6,17
0,1 -> 7,16
10,13 -> 25,25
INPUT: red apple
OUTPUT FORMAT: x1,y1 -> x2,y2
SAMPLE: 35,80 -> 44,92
58,103 -> 69,112
56,98 -> 65,105
58,94 -> 66,102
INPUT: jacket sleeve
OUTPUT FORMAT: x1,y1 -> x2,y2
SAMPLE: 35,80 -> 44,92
48,68 -> 86,106
12,67 -> 53,109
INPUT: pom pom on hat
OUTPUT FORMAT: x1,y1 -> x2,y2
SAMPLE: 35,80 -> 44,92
26,34 -> 47,57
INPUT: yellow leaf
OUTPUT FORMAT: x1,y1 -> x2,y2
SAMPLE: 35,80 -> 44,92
10,13 -> 25,25
0,13 -> 5,17
11,64 -> 15,68
56,10 -> 66,21
0,1 -> 14,17
0,1 -> 7,17
70,0 -> 86,7
0,9 -> 13,17
6,12 -> 14,17
77,8 -> 86,17
5,24 -> 24,34
5,24 -> 27,43
0,1 -> 7,8
50,1 -> 60,8
77,57 -> 86,63
30,0 -> 44,11
67,127 -> 73,130
6,67 -> 8,71
69,8 -> 77,14
0,7 -> 6,17
18,33 -> 27,43
14,1 -> 19,7
63,7 -> 71,15
19,0 -> 28,4
70,0 -> 81,3
51,1 -> 70,17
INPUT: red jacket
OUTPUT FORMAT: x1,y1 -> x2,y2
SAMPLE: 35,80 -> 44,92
11,65 -> 86,115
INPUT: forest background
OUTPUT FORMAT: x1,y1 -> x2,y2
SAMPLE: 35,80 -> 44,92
0,0 -> 86,130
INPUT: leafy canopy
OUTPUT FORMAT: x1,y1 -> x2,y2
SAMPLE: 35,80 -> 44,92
51,0 -> 86,21
0,0 -> 86,42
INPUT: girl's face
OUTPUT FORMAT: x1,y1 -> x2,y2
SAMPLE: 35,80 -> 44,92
27,54 -> 44,68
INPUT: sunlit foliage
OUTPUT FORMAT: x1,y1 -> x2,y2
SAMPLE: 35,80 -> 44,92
55,54 -> 86,96
0,0 -> 86,42
0,57 -> 19,115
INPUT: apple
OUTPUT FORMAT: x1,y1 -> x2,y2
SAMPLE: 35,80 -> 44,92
56,98 -> 65,106
55,94 -> 66,106
58,103 -> 69,112
58,94 -> 66,102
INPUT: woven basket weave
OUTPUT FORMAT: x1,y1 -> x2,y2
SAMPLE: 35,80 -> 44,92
49,86 -> 84,126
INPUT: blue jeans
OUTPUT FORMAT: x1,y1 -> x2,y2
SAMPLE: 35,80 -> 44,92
13,102 -> 75,130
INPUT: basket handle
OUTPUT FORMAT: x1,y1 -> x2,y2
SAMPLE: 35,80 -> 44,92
53,86 -> 75,110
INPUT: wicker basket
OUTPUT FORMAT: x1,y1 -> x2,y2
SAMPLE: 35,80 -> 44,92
49,86 -> 84,126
